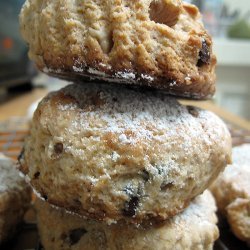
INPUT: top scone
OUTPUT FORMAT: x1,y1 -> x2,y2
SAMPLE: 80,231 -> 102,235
20,0 -> 216,99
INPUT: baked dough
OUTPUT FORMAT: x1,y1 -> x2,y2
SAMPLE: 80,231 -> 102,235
20,0 -> 216,99
19,83 -> 231,224
0,154 -> 31,243
211,144 -> 250,244
35,191 -> 219,250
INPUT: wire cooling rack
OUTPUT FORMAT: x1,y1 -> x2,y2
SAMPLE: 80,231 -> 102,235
0,117 -> 29,160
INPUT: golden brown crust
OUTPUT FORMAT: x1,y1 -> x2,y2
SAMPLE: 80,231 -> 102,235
19,83 -> 231,224
35,191 -> 219,250
20,0 -> 216,99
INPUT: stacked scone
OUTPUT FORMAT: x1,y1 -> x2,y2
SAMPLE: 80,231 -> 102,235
211,144 -> 250,244
0,154 -> 31,244
19,0 -> 232,249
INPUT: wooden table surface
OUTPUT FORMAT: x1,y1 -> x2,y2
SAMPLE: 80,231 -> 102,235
0,88 -> 47,121
0,87 -> 250,130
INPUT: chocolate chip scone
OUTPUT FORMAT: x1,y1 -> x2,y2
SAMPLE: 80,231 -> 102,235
20,0 -> 216,99
36,191 -> 219,250
211,144 -> 250,244
19,83 -> 231,224
0,154 -> 31,243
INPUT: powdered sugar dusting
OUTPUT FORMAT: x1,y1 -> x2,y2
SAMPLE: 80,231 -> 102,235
118,134 -> 129,143
115,71 -> 135,80
140,74 -> 154,82
88,68 -> 107,77
173,191 -> 216,225
111,152 -> 120,161
169,81 -> 177,87
52,83 -> 229,148
232,144 -> 250,166
99,63 -> 111,70
43,67 -> 62,74
73,65 -> 84,73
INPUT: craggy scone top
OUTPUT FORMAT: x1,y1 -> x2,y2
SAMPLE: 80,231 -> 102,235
20,0 -> 216,99
19,83 -> 231,224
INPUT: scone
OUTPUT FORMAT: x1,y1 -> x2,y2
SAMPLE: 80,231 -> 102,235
211,144 -> 250,244
0,154 -> 31,243
36,191 -> 219,250
20,0 -> 216,99
19,83 -> 231,224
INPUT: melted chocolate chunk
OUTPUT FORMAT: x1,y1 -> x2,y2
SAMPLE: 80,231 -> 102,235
54,143 -> 64,154
42,194 -> 48,201
34,172 -> 40,179
187,106 -> 199,118
123,196 -> 139,217
69,228 -> 87,245
197,39 -> 210,67
141,170 -> 150,182
18,147 -> 25,162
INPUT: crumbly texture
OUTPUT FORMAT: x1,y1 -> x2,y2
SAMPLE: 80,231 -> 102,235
36,191 -> 219,250
19,83 -> 231,224
0,154 -> 31,243
227,198 -> 250,245
20,0 -> 216,99
210,144 -> 250,244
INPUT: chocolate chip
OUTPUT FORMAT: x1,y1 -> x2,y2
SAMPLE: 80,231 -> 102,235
123,196 -> 139,217
42,194 -> 48,201
68,228 -> 87,245
141,170 -> 150,182
160,181 -> 174,191
34,172 -> 40,179
112,97 -> 118,102
197,39 -> 210,67
187,106 -> 199,117
18,148 -> 25,162
54,143 -> 63,154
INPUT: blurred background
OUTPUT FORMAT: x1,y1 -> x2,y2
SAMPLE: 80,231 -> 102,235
0,0 -> 250,120
191,0 -> 250,120
0,0 -> 35,93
